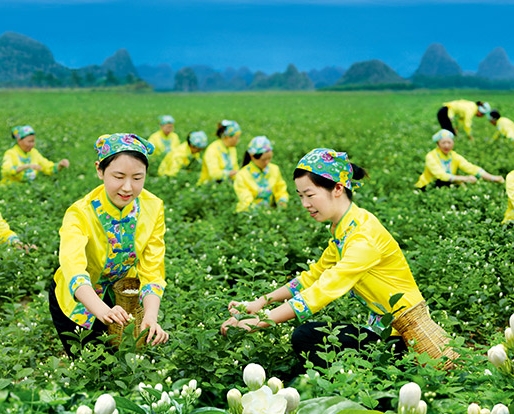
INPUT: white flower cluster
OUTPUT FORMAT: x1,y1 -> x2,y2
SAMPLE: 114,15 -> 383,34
227,363 -> 300,414
76,393 -> 118,414
467,402 -> 510,414
486,313 -> 514,375
138,380 -> 202,413
397,382 -> 427,414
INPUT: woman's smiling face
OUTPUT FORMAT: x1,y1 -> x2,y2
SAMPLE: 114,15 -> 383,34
96,153 -> 147,209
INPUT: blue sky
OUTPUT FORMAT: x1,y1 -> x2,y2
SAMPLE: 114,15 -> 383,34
1,0 -> 514,77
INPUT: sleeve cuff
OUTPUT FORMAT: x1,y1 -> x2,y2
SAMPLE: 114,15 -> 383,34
69,274 -> 92,297
286,277 -> 303,297
140,283 -> 165,301
288,293 -> 313,321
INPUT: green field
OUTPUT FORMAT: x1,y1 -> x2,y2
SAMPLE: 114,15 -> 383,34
0,89 -> 513,413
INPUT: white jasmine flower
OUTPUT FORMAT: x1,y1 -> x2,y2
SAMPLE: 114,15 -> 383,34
243,363 -> 266,391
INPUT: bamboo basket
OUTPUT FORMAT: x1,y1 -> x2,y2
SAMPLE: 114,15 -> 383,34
108,278 -> 147,348
392,301 -> 459,370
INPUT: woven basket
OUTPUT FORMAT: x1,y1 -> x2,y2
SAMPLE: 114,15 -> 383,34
392,301 -> 459,370
108,278 -> 147,348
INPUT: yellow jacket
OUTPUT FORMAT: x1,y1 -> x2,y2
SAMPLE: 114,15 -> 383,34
493,117 -> 514,141
158,141 -> 202,177
286,203 -> 424,333
233,162 -> 289,212
2,144 -> 58,184
148,130 -> 180,156
415,147 -> 482,188
197,139 -> 238,185
53,185 -> 166,328
0,212 -> 19,244
444,100 -> 479,137
502,170 -> 514,224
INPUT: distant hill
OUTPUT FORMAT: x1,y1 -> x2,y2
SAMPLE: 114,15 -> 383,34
477,47 -> 514,80
136,63 -> 175,90
2,31 -> 514,91
308,66 -> 346,88
0,31 -> 69,85
336,59 -> 407,86
0,32 -> 143,87
414,43 -> 462,77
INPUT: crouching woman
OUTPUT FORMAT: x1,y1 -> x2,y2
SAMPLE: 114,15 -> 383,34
221,148 -> 426,372
49,133 -> 169,356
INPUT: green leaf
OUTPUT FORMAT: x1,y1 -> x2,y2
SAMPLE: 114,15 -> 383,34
388,293 -> 404,309
0,379 -> 11,390
191,408 -> 229,413
113,396 -> 147,413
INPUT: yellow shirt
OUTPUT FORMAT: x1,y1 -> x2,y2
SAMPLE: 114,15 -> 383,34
493,117 -> 514,141
2,144 -> 58,184
233,161 -> 289,212
148,130 -> 180,156
502,170 -> 514,224
415,147 -> 482,188
287,203 -> 424,333
444,100 -> 479,137
0,212 -> 19,245
197,139 -> 239,185
53,185 -> 166,329
158,141 -> 202,177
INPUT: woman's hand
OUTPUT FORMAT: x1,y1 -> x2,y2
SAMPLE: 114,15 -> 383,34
491,175 -> 505,184
465,175 -> 478,184
58,159 -> 70,169
220,316 -> 258,336
228,297 -> 266,315
141,317 -> 169,346
99,305 -> 130,326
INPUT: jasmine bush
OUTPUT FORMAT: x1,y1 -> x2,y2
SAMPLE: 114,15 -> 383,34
0,90 -> 513,412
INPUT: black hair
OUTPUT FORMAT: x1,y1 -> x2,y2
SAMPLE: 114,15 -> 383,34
476,101 -> 484,107
186,132 -> 193,146
216,123 -> 226,138
98,150 -> 149,172
242,151 -> 263,167
293,163 -> 367,200
489,110 -> 501,120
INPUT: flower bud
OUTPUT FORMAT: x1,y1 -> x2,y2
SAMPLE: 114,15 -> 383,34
398,382 -> 421,411
491,404 -> 509,414
510,313 -> 514,331
94,394 -> 116,414
154,383 -> 163,392
189,379 -> 197,390
76,406 -> 93,414
505,327 -> 514,349
416,400 -> 427,414
267,377 -> 284,394
468,403 -> 481,414
227,388 -> 243,414
481,409 -> 491,414
487,344 -> 508,368
243,363 -> 266,391
277,387 -> 301,413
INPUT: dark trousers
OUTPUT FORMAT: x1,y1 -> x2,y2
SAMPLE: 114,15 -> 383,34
437,106 -> 456,135
48,279 -> 112,357
291,322 -> 407,371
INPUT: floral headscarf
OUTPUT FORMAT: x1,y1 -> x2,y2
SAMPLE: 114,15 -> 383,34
220,120 -> 241,137
94,133 -> 155,162
296,148 -> 361,191
432,129 -> 454,142
12,125 -> 35,140
159,115 -> 175,125
189,131 -> 208,149
247,136 -> 272,155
